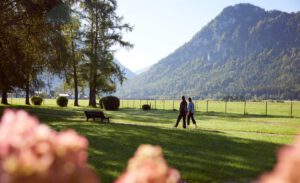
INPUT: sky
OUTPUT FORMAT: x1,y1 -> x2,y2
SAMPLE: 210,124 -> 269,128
114,0 -> 300,72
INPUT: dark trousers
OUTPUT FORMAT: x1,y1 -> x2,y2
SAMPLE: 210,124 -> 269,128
187,112 -> 196,125
175,112 -> 186,128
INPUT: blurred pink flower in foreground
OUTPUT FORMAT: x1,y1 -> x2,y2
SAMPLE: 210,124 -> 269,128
0,109 -> 99,183
115,144 -> 180,183
259,134 -> 300,183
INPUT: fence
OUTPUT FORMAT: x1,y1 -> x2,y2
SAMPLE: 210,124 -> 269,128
120,99 -> 300,118
3,96 -> 300,118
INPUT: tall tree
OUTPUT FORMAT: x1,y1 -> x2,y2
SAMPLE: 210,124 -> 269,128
0,0 -> 70,104
63,17 -> 83,106
82,0 -> 132,107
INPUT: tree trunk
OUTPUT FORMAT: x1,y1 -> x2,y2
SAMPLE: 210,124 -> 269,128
88,12 -> 97,108
71,31 -> 79,106
88,88 -> 92,106
73,70 -> 79,106
88,85 -> 96,107
25,81 -> 30,105
1,90 -> 8,104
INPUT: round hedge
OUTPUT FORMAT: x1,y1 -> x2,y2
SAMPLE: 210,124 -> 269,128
99,96 -> 120,110
31,96 -> 43,105
99,98 -> 104,109
56,96 -> 68,107
142,104 -> 151,110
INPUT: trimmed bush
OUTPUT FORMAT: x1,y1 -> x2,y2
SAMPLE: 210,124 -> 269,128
56,96 -> 68,107
31,96 -> 43,105
99,98 -> 104,109
142,104 -> 151,110
100,96 -> 120,111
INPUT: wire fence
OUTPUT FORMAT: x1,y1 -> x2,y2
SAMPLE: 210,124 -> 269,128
3,96 -> 300,118
120,99 -> 300,118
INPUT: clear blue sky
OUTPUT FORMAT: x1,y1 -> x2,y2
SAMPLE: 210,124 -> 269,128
115,0 -> 300,72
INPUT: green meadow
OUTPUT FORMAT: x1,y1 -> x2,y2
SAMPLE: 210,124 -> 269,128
1,99 -> 300,182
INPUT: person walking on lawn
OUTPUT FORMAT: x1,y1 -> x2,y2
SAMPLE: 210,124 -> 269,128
187,97 -> 197,128
174,96 -> 187,128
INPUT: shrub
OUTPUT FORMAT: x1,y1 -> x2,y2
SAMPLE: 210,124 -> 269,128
100,96 -> 120,110
31,96 -> 43,105
142,104 -> 151,110
56,96 -> 68,107
99,98 -> 104,109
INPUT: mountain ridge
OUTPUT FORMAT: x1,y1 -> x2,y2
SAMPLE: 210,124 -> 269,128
114,59 -> 136,79
116,3 -> 300,100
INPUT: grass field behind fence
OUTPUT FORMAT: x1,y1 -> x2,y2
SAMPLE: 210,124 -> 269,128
6,98 -> 300,117
120,99 -> 300,117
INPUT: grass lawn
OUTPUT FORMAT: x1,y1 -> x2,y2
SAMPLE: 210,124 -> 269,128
0,102 -> 300,183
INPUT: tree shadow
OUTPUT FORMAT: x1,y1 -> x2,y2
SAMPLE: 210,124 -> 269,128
53,122 -> 281,183
0,105 -> 287,183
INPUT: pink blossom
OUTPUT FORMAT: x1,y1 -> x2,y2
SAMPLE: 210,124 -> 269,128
115,144 -> 180,183
259,134 -> 300,183
0,109 -> 99,183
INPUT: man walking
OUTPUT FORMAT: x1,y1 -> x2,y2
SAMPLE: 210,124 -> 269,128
174,96 -> 187,128
187,97 -> 197,128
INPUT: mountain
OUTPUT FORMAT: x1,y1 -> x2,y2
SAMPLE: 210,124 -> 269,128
114,59 -> 136,79
135,65 -> 152,75
116,3 -> 300,100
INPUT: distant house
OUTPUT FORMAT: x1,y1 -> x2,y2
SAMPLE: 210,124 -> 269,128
57,94 -> 70,98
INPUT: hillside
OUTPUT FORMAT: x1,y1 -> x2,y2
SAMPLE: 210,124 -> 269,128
114,59 -> 136,79
116,3 -> 300,100
39,58 -> 135,95
135,65 -> 152,75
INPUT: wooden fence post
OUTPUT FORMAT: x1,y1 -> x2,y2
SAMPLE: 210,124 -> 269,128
265,101 -> 268,116
290,101 -> 293,118
173,100 -> 174,110
206,100 -> 208,113
244,101 -> 246,115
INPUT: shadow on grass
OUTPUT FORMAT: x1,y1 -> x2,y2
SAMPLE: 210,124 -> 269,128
0,105 -> 283,183
0,105 -> 95,124
111,109 -> 298,127
61,122 -> 279,183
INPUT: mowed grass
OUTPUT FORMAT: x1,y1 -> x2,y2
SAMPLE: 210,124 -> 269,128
120,99 -> 300,118
1,99 -> 300,183
7,98 -> 300,118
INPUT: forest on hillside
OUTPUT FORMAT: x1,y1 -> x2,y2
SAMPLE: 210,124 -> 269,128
116,4 -> 300,100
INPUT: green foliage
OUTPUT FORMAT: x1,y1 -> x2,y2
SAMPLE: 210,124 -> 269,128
81,0 -> 133,106
142,104 -> 151,110
100,96 -> 120,111
30,96 -> 43,105
56,96 -> 68,107
0,1 -> 70,104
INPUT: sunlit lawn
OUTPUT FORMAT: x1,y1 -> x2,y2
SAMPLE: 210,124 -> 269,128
0,101 -> 300,182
